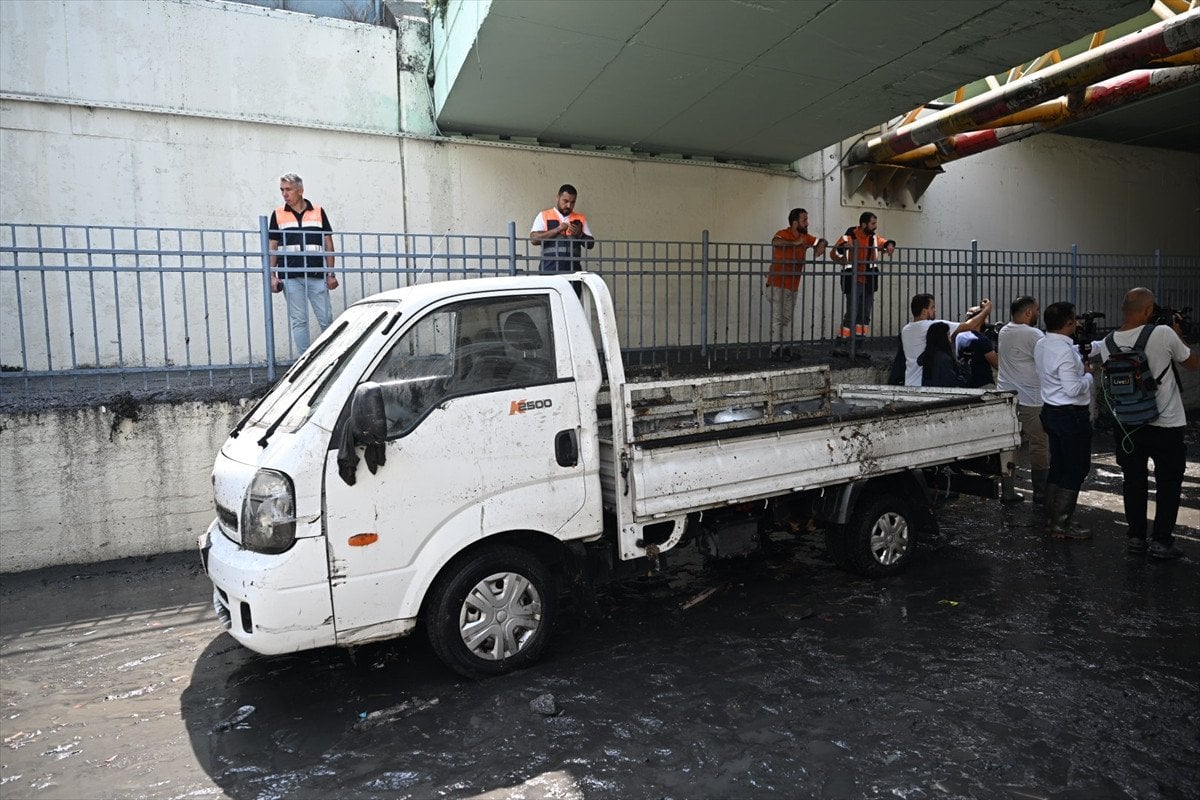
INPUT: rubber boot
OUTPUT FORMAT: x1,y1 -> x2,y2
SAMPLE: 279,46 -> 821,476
1031,469 -> 1049,505
1000,475 -> 1025,504
1049,489 -> 1092,541
1041,483 -> 1058,529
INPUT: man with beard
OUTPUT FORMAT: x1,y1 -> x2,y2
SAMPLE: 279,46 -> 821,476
765,208 -> 826,360
1099,288 -> 1199,559
530,184 -> 595,273
830,211 -> 894,358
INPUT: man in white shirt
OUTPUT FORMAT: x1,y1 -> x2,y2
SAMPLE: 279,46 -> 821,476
1099,288 -> 1199,560
1034,302 -> 1094,540
996,296 -> 1048,504
901,294 -> 992,387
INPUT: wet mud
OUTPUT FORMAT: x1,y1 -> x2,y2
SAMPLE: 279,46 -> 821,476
2,446 -> 1198,799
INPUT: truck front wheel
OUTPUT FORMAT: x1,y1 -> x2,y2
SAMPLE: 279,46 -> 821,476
829,492 -> 914,577
425,545 -> 556,678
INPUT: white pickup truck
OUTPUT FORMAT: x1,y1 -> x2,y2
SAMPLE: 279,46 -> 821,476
200,274 -> 1020,677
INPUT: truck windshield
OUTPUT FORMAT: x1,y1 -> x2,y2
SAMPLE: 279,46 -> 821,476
241,305 -> 391,435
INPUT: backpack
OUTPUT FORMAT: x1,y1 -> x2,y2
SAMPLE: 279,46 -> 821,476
1101,325 -> 1171,426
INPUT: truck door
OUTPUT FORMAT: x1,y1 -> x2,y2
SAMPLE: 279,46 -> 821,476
322,290 -> 589,642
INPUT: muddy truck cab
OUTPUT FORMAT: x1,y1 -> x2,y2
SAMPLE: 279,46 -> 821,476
200,273 -> 1021,677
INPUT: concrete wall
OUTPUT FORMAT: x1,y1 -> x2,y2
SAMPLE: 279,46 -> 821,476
0,400 -> 246,573
3,0 -> 1198,249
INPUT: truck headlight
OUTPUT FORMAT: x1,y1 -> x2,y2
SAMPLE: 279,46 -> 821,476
241,469 -> 297,554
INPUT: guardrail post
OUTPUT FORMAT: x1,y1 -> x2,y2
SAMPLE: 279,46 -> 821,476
700,230 -> 709,358
507,220 -> 518,276
260,215 -> 276,381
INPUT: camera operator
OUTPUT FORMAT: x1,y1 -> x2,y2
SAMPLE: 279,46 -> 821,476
955,307 -> 999,388
1099,288 -> 1199,560
901,294 -> 992,387
1033,302 -> 1094,540
996,296 -> 1047,504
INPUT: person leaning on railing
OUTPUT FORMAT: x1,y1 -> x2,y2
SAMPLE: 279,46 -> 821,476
829,211 -> 895,359
268,172 -> 338,354
765,207 -> 826,361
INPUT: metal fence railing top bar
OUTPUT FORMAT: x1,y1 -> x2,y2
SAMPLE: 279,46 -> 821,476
2,221 -> 1197,398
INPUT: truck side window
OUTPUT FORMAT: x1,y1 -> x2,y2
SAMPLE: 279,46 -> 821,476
367,295 -> 557,437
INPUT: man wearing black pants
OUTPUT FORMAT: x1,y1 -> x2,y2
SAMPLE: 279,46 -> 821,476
1099,288 -> 1199,560
1033,302 -> 1094,540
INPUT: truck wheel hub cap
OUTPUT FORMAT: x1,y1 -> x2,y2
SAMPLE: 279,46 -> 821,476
459,571 -> 542,661
870,513 -> 909,565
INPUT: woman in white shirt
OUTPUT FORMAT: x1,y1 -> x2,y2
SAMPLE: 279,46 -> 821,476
1033,302 -> 1094,540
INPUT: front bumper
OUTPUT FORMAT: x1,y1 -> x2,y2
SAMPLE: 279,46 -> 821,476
199,520 -> 336,655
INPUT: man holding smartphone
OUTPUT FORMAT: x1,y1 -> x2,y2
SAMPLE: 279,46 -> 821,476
530,184 -> 595,273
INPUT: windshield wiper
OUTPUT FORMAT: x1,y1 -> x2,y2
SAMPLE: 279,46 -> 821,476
256,312 -> 387,448
230,321 -> 349,439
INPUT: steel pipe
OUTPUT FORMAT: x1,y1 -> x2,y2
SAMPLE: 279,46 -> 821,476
850,10 -> 1200,164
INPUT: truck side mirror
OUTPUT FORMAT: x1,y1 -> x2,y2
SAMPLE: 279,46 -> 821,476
350,382 -> 387,447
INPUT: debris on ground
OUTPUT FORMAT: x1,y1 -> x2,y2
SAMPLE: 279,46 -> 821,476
529,693 -> 560,717
354,697 -> 439,730
681,583 -> 727,610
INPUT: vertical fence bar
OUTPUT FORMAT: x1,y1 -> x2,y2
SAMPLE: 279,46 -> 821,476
1154,248 -> 1162,298
700,230 -> 709,358
85,227 -> 100,387
847,245 -> 859,359
156,229 -> 171,387
61,227 -> 78,371
260,215 -> 277,381
508,221 -> 517,276
11,225 -> 31,389
970,239 -> 979,306
1069,243 -> 1079,307
110,228 -> 125,369
36,227 -> 52,383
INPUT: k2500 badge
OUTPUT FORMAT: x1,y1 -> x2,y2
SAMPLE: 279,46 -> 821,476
510,398 -> 553,415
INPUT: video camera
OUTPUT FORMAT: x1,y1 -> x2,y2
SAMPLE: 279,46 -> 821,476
1150,305 -> 1193,341
1073,311 -> 1105,358
961,303 -> 999,348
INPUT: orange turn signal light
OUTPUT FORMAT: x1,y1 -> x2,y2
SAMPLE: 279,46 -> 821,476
348,533 -> 379,547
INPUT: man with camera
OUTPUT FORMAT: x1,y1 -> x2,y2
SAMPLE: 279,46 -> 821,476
1034,302 -> 1094,540
1099,288 -> 1199,560
996,296 -> 1048,504
530,184 -> 594,273
955,314 -> 999,388
900,294 -> 992,387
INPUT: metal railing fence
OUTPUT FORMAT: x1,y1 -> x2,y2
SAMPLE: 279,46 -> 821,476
2,219 -> 1197,394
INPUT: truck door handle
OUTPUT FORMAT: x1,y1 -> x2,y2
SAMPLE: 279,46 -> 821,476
555,429 -> 579,467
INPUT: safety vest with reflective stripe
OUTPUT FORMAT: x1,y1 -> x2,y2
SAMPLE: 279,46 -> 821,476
833,227 -> 892,283
273,203 -> 328,277
538,209 -> 590,272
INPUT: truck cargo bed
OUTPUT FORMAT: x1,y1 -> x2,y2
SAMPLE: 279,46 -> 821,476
598,366 -> 1020,521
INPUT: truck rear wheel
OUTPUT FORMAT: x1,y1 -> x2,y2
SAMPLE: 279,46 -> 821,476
424,545 -> 556,678
830,492 -> 914,577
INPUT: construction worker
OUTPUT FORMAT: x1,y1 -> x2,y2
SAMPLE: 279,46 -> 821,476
830,211 -> 895,359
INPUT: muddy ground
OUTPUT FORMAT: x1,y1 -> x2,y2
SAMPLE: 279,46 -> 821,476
2,440 -> 1198,800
